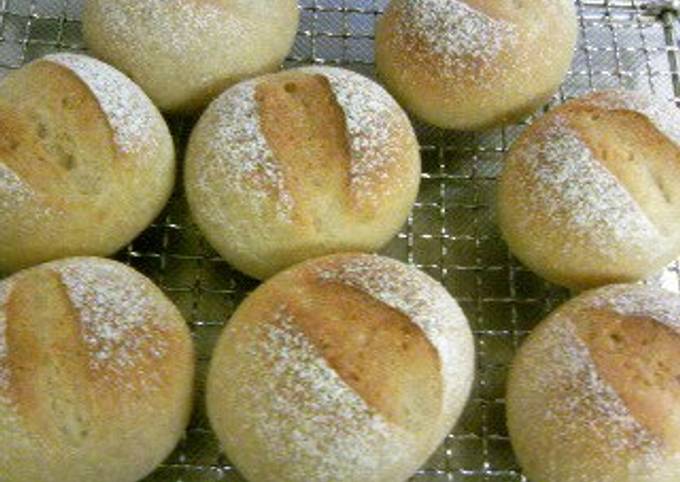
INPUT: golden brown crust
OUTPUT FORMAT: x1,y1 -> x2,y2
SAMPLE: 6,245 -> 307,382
255,72 -> 352,227
283,266 -> 443,431
507,284 -> 680,482
498,90 -> 680,289
375,0 -> 577,130
5,269 -> 93,446
377,5 -> 486,88
185,67 -> 420,280
0,56 -> 175,274
0,258 -> 194,482
575,309 -> 680,452
207,253 -> 474,482
0,61 -> 115,200
83,0 -> 300,113
222,260 -> 443,431
561,98 -> 680,234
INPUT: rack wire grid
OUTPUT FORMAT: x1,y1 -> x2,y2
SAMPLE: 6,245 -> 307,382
1,0 -> 680,481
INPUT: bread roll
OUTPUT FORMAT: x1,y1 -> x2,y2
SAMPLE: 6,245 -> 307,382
498,90 -> 680,290
83,0 -> 299,113
185,67 -> 421,280
507,284 -> 680,482
0,53 -> 175,274
375,0 -> 577,130
0,257 -> 194,482
206,253 -> 475,482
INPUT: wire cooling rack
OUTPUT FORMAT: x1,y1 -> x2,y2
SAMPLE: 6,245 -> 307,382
1,0 -> 680,481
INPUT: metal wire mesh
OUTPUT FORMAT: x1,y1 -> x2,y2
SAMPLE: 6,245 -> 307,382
1,0 -> 679,480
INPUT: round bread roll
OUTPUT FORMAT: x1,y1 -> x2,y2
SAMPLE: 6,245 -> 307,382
498,90 -> 680,290
375,0 -> 578,130
185,66 -> 421,280
0,53 -> 175,274
0,257 -> 194,482
507,284 -> 680,482
206,253 -> 475,482
83,0 -> 300,113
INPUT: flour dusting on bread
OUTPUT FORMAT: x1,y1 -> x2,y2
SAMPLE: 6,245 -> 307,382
197,79 -> 295,222
538,316 -> 659,456
514,288 -> 677,476
514,115 -> 659,260
314,254 -> 472,407
299,66 -> 413,204
54,259 -> 169,375
589,284 -> 680,333
195,67 -> 414,221
45,53 -> 156,154
396,0 -> 518,70
0,164 -> 33,210
95,0 -> 231,56
586,90 -> 680,147
234,307 -> 412,481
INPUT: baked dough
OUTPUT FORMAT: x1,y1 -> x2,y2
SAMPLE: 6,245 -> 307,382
498,90 -> 680,289
0,53 -> 175,274
375,0 -> 577,130
185,67 -> 421,279
0,257 -> 194,482
83,0 -> 300,113
507,284 -> 680,482
207,253 -> 475,482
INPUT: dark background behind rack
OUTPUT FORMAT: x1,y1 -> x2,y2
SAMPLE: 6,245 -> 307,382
1,1 -> 679,480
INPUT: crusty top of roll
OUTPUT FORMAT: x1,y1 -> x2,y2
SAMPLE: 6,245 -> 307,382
388,0 -> 572,78
89,0 -> 231,57
87,0 -> 295,59
0,257 -> 193,482
504,90 -> 680,263
394,0 -> 518,72
209,253 -> 474,481
189,65 -> 418,221
43,53 -> 159,155
0,53 -> 166,215
512,284 -> 680,476
0,258 -> 182,402
0,258 -> 188,411
0,53 -> 174,273
310,254 -> 472,410
83,0 -> 299,111
575,286 -> 680,453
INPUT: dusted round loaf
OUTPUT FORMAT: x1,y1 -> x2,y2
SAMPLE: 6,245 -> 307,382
206,253 -> 475,482
507,284 -> 680,482
375,0 -> 577,130
0,257 -> 194,482
83,0 -> 300,113
0,53 -> 175,274
498,90 -> 680,290
185,66 -> 421,280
